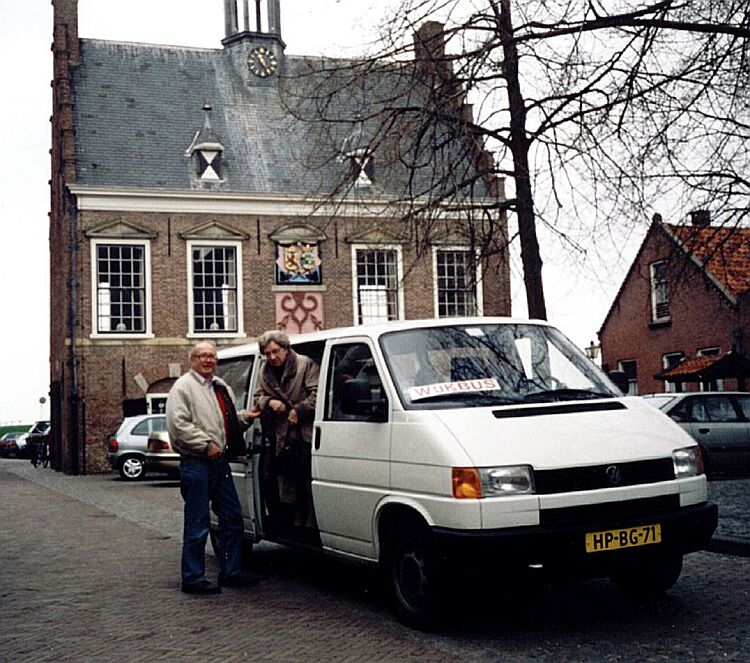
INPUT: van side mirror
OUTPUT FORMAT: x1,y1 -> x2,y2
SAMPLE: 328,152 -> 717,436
608,370 -> 629,395
341,378 -> 388,422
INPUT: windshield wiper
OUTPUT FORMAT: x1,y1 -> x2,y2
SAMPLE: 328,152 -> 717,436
522,388 -> 613,403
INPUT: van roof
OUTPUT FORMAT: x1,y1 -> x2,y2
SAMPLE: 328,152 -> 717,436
217,316 -> 552,360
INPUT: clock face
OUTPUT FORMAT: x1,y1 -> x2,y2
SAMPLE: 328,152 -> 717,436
248,46 -> 278,78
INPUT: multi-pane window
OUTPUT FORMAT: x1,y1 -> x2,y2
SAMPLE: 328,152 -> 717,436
354,247 -> 402,325
95,243 -> 147,333
618,359 -> 638,395
435,249 -> 479,317
190,244 -> 239,333
650,260 -> 670,322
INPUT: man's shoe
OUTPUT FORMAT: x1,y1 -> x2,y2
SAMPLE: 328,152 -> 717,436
181,580 -> 222,595
218,574 -> 260,587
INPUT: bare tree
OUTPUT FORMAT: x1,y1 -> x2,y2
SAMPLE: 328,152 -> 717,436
281,0 -> 749,320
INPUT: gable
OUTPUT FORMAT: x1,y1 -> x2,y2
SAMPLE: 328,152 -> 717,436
84,218 -> 157,239
598,220 -> 745,337
179,220 -> 249,240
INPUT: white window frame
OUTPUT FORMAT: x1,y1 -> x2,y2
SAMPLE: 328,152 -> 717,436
186,239 -> 245,338
90,238 -> 153,339
650,260 -> 670,322
350,244 -> 405,326
431,246 -> 484,318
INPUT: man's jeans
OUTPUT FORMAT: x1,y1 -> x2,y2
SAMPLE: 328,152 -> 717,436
180,457 -> 244,586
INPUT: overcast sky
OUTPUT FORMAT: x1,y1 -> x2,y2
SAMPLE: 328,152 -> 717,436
0,0 -> 635,425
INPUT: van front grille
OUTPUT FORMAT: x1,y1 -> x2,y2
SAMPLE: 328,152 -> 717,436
534,458 -> 674,494
539,495 -> 680,526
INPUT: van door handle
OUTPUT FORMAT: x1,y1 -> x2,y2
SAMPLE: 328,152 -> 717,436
313,425 -> 321,450
698,428 -> 710,434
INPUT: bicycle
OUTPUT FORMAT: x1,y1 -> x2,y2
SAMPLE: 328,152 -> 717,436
30,439 -> 49,468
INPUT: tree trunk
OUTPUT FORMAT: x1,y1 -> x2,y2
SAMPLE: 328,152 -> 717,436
497,0 -> 547,320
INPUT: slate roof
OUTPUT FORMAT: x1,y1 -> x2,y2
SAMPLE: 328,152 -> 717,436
72,39 -> 493,201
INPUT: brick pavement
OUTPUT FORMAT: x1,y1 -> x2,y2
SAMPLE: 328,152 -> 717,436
1,460 -> 748,662
0,461 -> 460,663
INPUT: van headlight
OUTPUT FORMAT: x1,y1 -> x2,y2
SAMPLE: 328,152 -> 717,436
452,466 -> 535,499
672,446 -> 703,477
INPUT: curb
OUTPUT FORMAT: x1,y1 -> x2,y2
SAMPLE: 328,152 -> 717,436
705,538 -> 750,558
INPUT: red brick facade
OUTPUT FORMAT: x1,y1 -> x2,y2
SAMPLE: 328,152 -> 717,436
599,220 -> 750,395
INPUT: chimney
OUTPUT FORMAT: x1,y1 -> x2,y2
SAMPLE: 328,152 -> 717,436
690,210 -> 711,227
414,21 -> 452,81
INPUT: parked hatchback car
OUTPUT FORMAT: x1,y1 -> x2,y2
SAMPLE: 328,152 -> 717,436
107,414 -> 167,480
642,392 -> 750,475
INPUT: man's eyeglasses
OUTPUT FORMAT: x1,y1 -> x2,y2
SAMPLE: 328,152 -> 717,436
192,353 -> 217,361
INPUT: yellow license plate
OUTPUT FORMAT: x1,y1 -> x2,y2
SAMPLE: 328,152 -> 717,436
585,524 -> 662,553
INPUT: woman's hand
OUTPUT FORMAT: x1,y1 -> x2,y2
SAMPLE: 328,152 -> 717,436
287,408 -> 298,425
269,399 -> 286,413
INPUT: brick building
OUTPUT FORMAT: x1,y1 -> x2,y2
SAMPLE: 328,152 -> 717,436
599,212 -> 750,395
49,1 -> 510,474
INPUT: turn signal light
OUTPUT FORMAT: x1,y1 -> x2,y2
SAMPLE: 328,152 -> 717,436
452,467 -> 482,499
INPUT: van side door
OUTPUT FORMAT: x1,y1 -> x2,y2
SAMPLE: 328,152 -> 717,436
215,354 -> 263,541
313,339 -> 391,560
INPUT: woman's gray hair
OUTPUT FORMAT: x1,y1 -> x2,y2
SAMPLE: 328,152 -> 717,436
258,330 -> 291,353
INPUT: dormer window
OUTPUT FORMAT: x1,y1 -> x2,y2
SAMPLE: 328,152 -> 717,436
186,103 -> 225,183
196,149 -> 222,181
349,151 -> 374,187
340,114 -> 375,188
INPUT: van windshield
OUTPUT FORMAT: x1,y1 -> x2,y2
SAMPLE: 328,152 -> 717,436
379,323 -> 619,410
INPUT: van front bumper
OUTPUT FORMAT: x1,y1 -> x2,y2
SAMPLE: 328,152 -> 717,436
430,501 -> 718,572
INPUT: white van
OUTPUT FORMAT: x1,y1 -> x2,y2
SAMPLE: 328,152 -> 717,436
212,318 -> 717,626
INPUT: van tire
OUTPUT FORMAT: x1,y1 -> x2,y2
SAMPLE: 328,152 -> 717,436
609,551 -> 683,595
118,455 -> 145,481
388,521 -> 442,629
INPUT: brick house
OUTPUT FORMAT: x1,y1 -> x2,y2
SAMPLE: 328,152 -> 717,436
599,212 -> 750,396
49,1 -> 510,474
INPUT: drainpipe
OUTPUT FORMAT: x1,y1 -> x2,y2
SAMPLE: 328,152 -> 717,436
68,192 -> 81,474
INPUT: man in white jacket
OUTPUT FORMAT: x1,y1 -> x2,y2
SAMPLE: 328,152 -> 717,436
167,341 -> 259,594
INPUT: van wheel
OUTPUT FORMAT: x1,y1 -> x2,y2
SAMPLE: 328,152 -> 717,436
389,522 -> 442,629
118,455 -> 145,481
610,552 -> 683,595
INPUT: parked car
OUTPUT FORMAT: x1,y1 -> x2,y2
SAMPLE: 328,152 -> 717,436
0,431 -> 25,457
641,392 -> 750,475
145,430 -> 180,478
107,414 -> 167,481
12,421 -> 49,459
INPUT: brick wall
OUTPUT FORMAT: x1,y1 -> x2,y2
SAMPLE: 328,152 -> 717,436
74,209 -> 511,473
600,226 -> 750,395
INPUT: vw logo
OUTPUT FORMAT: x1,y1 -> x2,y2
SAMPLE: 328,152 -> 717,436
605,465 -> 622,485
